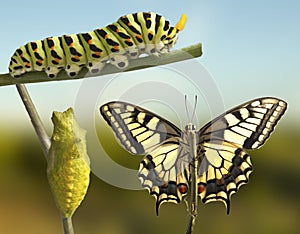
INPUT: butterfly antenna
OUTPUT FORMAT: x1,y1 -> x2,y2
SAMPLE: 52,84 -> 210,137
184,95 -> 198,123
184,95 -> 191,122
190,95 -> 198,122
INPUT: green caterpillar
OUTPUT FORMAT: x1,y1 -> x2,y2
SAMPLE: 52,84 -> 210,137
9,12 -> 186,78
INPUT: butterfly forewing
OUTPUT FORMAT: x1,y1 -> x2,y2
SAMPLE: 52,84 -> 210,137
100,101 -> 182,155
199,97 -> 287,149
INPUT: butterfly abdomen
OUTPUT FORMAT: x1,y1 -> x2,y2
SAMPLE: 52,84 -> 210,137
9,12 -> 186,78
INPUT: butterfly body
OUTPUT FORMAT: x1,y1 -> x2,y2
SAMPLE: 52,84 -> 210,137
100,97 -> 287,215
184,123 -> 199,218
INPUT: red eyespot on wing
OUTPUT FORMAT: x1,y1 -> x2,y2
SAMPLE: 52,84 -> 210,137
198,183 -> 206,194
178,184 -> 188,194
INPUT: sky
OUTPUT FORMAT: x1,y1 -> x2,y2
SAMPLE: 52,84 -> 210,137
0,3 -> 299,232
0,0 -> 299,130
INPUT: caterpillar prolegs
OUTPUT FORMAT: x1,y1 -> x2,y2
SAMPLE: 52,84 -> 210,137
9,12 -> 186,78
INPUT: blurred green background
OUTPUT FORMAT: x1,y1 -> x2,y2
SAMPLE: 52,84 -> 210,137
1,0 -> 300,233
0,123 -> 299,234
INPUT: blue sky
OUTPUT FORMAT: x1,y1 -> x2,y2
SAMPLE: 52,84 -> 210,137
0,0 -> 299,129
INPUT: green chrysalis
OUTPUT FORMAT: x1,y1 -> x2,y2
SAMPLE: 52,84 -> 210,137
47,108 -> 90,218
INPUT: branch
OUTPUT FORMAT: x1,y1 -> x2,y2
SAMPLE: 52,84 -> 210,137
0,43 -> 202,86
16,84 -> 50,157
62,217 -> 74,234
186,214 -> 196,234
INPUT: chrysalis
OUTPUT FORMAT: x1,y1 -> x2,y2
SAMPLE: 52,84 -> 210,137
47,108 -> 90,218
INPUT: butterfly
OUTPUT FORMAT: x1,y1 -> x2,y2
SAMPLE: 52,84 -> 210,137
100,97 -> 287,217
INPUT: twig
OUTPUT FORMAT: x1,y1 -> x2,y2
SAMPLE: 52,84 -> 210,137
15,84 -> 50,157
15,83 -> 74,233
62,217 -> 74,234
186,214 -> 196,234
0,43 -> 202,86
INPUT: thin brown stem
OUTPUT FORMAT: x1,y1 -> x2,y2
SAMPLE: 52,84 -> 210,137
186,214 -> 196,234
15,84 -> 50,156
62,216 -> 74,234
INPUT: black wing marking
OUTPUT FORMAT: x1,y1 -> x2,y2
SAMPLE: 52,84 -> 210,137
100,101 -> 182,155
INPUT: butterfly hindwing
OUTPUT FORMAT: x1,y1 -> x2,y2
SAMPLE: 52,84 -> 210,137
139,137 -> 191,214
197,141 -> 253,214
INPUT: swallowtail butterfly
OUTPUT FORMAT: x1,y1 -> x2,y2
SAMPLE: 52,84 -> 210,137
9,12 -> 186,78
100,97 -> 287,215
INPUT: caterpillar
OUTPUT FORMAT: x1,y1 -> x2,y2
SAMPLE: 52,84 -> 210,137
9,12 -> 186,78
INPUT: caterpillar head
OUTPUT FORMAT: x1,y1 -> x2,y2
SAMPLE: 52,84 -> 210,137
162,14 -> 187,51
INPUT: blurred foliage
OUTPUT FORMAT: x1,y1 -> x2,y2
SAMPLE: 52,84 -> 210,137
0,124 -> 299,234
